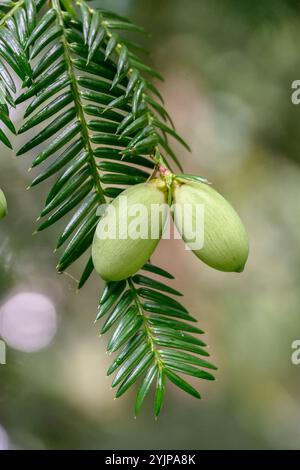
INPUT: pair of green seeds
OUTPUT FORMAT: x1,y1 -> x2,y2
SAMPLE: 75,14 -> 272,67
1,180 -> 249,279
92,178 -> 249,281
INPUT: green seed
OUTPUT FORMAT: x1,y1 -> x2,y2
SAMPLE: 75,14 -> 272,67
92,179 -> 168,281
172,181 -> 249,273
0,188 -> 7,219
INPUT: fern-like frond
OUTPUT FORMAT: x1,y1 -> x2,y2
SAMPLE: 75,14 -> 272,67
0,0 -> 216,415
97,262 -> 216,416
0,0 -> 45,147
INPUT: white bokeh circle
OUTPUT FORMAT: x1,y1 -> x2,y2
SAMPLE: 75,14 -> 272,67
0,292 -> 57,353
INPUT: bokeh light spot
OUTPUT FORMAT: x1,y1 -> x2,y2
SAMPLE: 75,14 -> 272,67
0,292 -> 57,353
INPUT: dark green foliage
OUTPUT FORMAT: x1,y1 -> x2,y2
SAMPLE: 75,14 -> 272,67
0,0 -> 45,148
97,264 -> 216,416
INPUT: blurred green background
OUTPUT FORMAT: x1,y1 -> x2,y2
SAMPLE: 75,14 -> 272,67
1,0 -> 300,450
